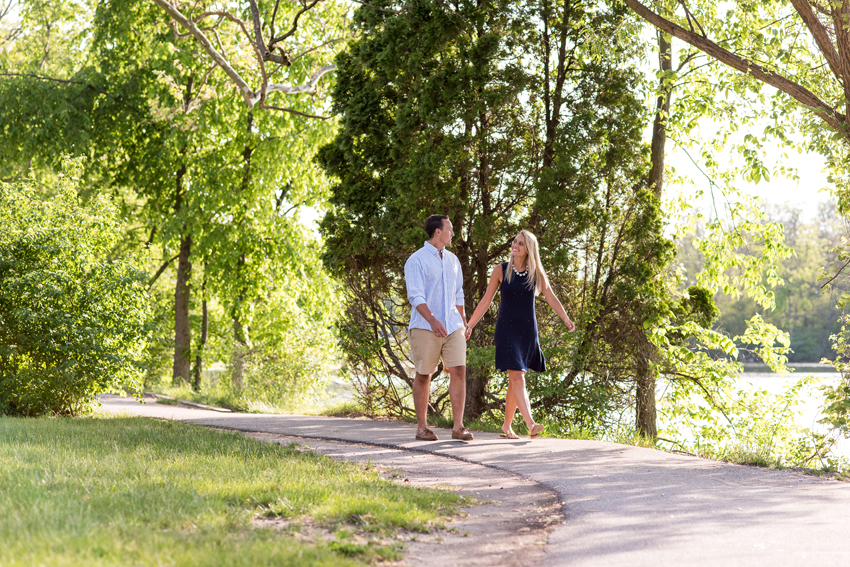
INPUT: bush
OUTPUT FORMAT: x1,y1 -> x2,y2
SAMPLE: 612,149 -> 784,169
0,164 -> 150,416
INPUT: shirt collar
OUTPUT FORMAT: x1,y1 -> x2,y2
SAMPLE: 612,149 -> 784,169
424,241 -> 444,255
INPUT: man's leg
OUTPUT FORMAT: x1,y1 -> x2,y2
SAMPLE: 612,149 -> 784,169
447,365 -> 467,431
413,372 -> 432,434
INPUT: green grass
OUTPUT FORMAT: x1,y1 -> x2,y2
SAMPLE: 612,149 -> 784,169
318,400 -> 373,418
719,446 -> 780,468
0,415 -> 467,566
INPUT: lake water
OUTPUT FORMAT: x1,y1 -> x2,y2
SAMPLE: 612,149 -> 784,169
723,364 -> 847,459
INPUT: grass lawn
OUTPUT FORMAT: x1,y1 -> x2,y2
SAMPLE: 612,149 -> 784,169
0,415 -> 467,566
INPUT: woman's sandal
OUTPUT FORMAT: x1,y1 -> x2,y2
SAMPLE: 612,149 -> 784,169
500,428 -> 520,440
530,423 -> 545,439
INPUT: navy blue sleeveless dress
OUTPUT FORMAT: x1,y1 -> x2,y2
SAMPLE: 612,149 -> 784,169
494,262 -> 546,372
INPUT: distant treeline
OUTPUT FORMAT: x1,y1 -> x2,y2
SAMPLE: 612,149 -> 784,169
679,200 -> 847,363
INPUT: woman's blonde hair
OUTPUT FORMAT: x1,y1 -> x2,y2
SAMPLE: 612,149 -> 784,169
505,229 -> 546,295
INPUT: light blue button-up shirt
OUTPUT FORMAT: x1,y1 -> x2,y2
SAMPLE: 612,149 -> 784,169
404,241 -> 465,333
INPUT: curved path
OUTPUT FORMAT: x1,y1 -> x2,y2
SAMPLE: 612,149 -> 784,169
99,396 -> 850,566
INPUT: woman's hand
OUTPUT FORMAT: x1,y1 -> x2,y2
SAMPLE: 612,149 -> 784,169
465,324 -> 474,340
564,318 -> 576,332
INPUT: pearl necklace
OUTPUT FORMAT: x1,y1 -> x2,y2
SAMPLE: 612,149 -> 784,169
512,263 -> 528,277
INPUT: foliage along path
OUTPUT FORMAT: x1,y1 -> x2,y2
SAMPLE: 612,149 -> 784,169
99,396 -> 850,566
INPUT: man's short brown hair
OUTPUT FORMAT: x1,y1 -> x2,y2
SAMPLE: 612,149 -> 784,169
424,214 -> 449,238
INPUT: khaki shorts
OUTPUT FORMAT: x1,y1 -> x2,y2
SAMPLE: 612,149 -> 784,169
409,328 -> 467,375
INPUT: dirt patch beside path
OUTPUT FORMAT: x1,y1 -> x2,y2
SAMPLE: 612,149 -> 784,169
243,432 -> 563,567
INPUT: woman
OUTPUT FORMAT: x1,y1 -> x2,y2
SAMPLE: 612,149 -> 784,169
465,230 -> 575,439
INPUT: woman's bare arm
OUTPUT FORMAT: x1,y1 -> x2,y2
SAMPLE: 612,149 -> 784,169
465,265 -> 502,340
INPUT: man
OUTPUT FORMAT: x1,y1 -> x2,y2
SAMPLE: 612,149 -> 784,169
404,214 -> 474,441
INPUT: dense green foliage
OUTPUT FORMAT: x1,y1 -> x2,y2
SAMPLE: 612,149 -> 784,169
0,415 -> 465,565
0,165 -> 150,416
0,0 -> 345,408
679,201 -> 845,363
319,0 -> 684,427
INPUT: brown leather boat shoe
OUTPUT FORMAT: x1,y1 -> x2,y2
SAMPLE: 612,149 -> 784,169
451,427 -> 474,441
415,428 -> 439,441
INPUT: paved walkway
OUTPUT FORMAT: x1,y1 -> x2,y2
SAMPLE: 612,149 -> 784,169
99,396 -> 850,566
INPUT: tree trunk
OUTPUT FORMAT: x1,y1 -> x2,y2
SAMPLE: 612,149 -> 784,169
464,365 -> 489,420
648,31 -> 672,199
232,315 -> 247,391
230,113 -> 254,392
172,230 -> 192,384
635,30 -> 672,439
635,334 -> 658,439
192,271 -> 208,391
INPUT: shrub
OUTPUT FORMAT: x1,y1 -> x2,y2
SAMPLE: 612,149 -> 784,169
0,164 -> 150,416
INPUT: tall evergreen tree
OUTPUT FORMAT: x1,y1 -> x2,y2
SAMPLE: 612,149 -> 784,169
319,0 -> 675,425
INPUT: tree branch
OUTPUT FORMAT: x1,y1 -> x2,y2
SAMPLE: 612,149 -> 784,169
269,0 -> 282,37
811,1 -> 834,18
151,0 -> 255,105
269,0 -> 321,46
623,0 -> 846,132
148,254 -> 179,288
788,0 -> 842,79
0,0 -> 15,20
830,1 -> 850,120
265,63 -> 336,95
275,181 -> 291,211
259,102 -> 330,119
0,72 -> 107,95
246,0 -> 290,65
821,257 -> 850,290
1,24 -> 21,46
196,10 -> 254,45
290,37 -> 349,64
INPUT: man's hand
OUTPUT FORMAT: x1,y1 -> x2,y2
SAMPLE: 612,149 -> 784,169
429,318 -> 448,338
464,324 -> 473,340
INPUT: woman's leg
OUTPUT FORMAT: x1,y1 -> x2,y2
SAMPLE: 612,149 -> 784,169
507,370 -> 536,430
502,379 -> 518,433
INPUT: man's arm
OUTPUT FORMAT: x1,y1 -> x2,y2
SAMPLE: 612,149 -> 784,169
416,304 -> 448,338
454,255 -> 466,329
404,256 -> 426,309
405,256 -> 448,337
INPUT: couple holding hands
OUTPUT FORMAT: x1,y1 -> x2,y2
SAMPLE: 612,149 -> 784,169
404,214 -> 575,442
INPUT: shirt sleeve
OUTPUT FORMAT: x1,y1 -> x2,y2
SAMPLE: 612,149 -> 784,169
405,256 -> 427,309
454,255 -> 465,306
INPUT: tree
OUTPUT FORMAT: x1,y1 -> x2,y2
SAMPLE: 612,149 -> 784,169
692,201 -> 845,363
0,162 -> 150,416
621,1 -> 850,195
319,0 -> 677,428
149,0 -> 346,117
0,0 -> 343,396
619,0 -> 850,444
